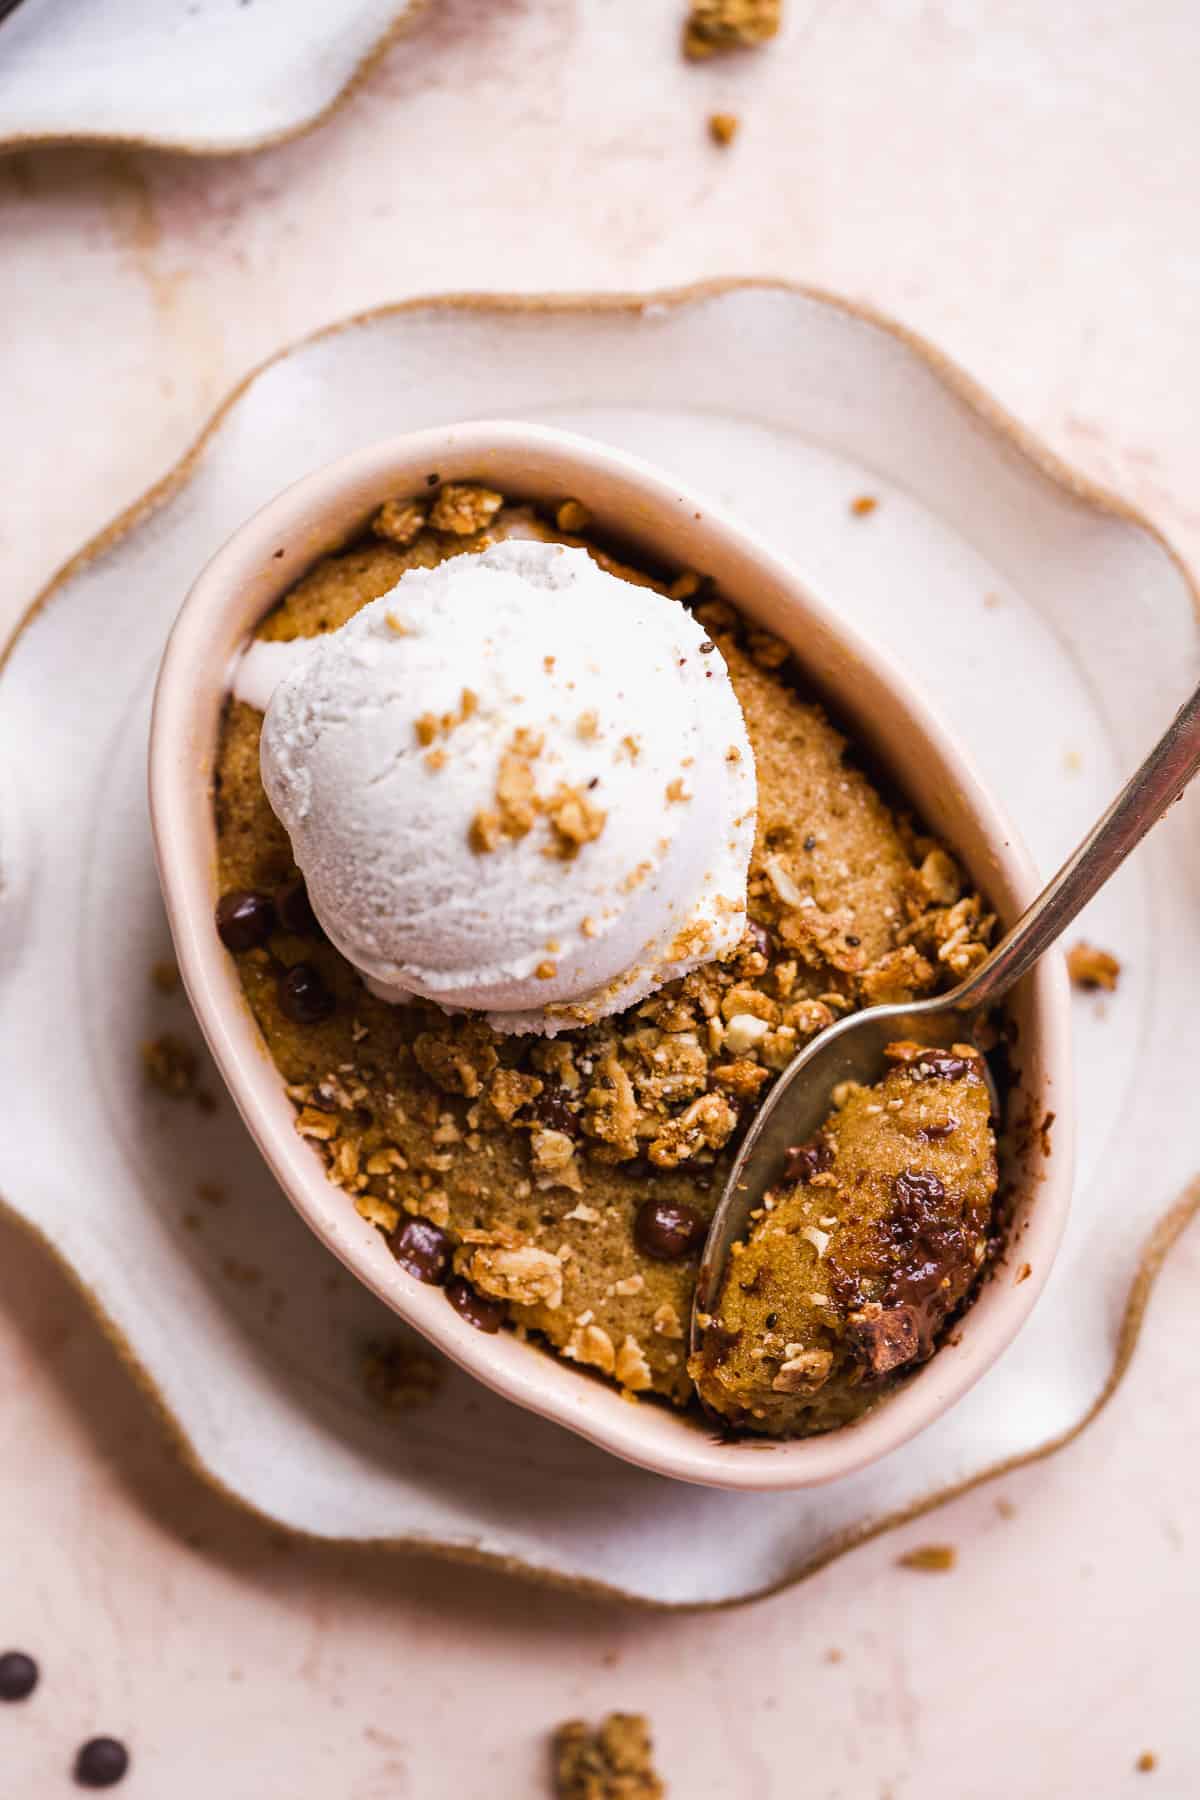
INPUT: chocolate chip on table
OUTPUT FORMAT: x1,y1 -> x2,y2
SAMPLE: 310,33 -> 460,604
73,1737 -> 130,1788
445,1276 -> 505,1333
215,889 -> 275,952
275,876 -> 321,936
0,1651 -> 38,1701
634,1198 -> 705,1261
390,1217 -> 452,1285
277,962 -> 335,1025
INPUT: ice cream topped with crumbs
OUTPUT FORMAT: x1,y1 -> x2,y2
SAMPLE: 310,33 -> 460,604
241,539 -> 756,1035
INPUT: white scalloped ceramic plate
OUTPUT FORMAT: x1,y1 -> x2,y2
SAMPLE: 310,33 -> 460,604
0,0 -> 425,156
2,283 -> 1198,1606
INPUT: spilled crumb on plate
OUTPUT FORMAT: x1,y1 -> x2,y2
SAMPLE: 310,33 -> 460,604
897,1544 -> 957,1573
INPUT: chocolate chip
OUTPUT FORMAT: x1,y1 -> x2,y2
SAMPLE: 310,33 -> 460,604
0,1652 -> 37,1701
425,471 -> 440,486
531,1085 -> 579,1137
844,933 -> 861,946
803,834 -> 817,852
784,1138 -> 833,1185
277,963 -> 335,1025
848,1302 -> 921,1376
275,876 -> 321,936
634,1198 -> 705,1260
215,889 -> 275,952
892,1169 -> 947,1210
909,1049 -> 975,1082
699,639 -> 715,653
745,919 -> 774,961
917,1119 -> 958,1141
445,1277 -> 505,1332
390,1217 -> 452,1285
74,1738 -> 129,1788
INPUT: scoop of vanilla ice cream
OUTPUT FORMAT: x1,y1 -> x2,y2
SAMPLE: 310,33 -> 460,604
255,538 -> 756,1035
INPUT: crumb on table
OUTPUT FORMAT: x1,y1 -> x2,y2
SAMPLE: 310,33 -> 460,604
850,494 -> 878,517
897,1544 -> 957,1573
1066,942 -> 1121,991
1136,1751 -> 1157,1774
150,959 -> 180,993
142,1034 -> 196,1098
142,1034 -> 217,1112
708,112 -> 740,145
361,1337 -> 445,1411
553,1712 -> 665,1798
683,0 -> 781,58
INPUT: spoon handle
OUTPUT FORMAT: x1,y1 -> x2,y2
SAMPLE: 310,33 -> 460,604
950,679 -> 1200,1013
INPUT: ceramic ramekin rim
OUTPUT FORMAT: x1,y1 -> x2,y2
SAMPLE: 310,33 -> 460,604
149,418 -> 1074,1491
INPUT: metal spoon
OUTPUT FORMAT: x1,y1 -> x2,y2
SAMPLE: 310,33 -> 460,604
692,678 -> 1200,1351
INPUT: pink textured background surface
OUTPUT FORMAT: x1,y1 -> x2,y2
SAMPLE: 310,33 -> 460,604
2,1 -> 1197,1793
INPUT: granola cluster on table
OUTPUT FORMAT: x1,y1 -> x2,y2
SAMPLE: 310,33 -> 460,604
553,1713 -> 665,1800
683,0 -> 782,59
213,485 -> 995,1423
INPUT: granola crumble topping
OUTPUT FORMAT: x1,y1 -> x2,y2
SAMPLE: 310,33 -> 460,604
428,482 -> 503,536
214,486 -> 998,1425
373,496 -> 428,547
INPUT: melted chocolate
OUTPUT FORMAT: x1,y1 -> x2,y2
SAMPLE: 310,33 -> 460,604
879,1171 -> 972,1357
916,1118 -> 959,1141
783,1138 -> 834,1186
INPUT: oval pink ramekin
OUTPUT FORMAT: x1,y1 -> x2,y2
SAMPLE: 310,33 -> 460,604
149,420 -> 1073,1491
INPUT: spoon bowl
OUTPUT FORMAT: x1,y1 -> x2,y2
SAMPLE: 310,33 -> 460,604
693,678 -> 1200,1370
691,996 -> 994,1358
